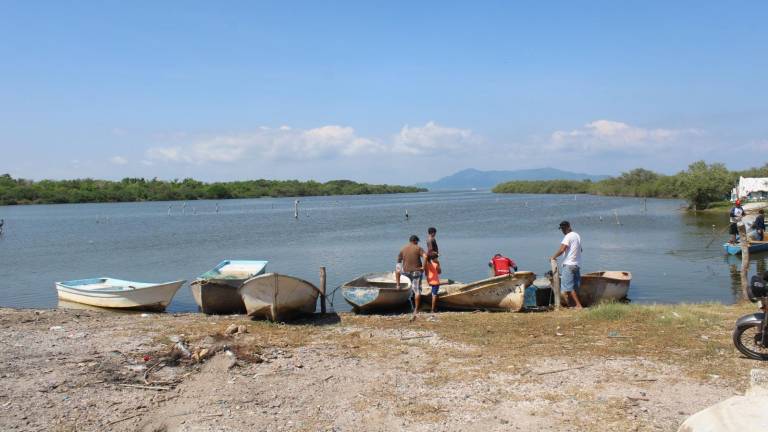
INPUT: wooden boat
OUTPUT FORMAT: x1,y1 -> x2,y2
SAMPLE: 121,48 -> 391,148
341,272 -> 412,313
436,272 -> 536,312
55,277 -> 185,311
574,271 -> 631,307
238,273 -> 321,321
190,260 -> 268,314
723,241 -> 768,255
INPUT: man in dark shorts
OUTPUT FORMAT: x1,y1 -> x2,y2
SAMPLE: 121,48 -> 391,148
397,235 -> 427,315
755,209 -> 765,241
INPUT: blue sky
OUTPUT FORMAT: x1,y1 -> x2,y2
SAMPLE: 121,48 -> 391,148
1,1 -> 766,184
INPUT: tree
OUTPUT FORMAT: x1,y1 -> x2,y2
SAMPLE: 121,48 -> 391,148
677,161 -> 732,210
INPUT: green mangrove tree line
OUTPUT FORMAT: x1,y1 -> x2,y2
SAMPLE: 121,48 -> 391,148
0,175 -> 426,205
493,161 -> 768,209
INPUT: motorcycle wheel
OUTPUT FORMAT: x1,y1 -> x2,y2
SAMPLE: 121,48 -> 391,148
733,323 -> 768,361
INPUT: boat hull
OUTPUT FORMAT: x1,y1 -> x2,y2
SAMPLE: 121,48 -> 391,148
239,273 -> 320,321
341,273 -> 412,313
55,279 -> 184,312
437,272 -> 536,312
573,271 -> 631,307
190,280 -> 248,314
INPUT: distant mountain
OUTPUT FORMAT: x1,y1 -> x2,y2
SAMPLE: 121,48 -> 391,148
417,168 -> 610,190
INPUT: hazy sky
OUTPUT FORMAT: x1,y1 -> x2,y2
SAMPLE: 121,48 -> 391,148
1,1 -> 766,184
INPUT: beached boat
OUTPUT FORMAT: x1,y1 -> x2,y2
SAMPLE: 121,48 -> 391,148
238,273 -> 321,321
55,277 -> 185,311
723,241 -> 768,255
190,260 -> 268,314
342,272 -> 412,313
436,272 -> 536,312
575,271 -> 631,307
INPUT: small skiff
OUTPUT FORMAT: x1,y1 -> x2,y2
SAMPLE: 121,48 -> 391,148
190,260 -> 268,314
342,272 -> 412,313
436,272 -> 536,312
574,271 -> 631,307
238,273 -> 321,321
723,241 -> 768,255
55,277 -> 185,311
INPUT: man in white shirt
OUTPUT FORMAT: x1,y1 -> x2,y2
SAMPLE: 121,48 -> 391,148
729,199 -> 745,244
551,220 -> 583,309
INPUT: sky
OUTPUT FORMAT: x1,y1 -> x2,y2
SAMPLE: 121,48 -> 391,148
0,1 -> 766,184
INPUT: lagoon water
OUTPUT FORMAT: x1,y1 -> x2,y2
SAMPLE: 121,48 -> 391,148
0,191 -> 759,312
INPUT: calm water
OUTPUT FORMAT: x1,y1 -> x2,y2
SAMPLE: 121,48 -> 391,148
0,191 -> 760,312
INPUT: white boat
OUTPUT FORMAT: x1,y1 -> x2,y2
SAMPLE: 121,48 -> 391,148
190,260 -> 268,314
436,272 -> 536,311
55,277 -> 185,311
341,272 -> 412,313
238,273 -> 321,321
575,271 -> 631,306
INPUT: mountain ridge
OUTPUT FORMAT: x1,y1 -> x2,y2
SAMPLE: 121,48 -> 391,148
417,168 -> 610,190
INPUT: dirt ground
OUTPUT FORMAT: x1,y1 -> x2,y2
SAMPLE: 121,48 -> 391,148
0,303 -> 764,431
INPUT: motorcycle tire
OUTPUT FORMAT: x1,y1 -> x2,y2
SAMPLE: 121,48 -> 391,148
733,323 -> 768,361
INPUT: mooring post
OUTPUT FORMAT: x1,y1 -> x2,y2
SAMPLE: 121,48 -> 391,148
738,222 -> 751,300
320,266 -> 327,314
550,259 -> 561,311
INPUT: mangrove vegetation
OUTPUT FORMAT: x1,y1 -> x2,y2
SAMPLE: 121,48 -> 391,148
493,161 -> 767,210
0,175 -> 426,205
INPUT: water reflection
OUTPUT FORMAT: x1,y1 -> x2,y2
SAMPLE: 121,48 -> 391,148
724,253 -> 768,300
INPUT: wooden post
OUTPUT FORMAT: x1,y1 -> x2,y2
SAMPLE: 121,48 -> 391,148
319,266 -> 327,314
738,222 -> 751,301
550,259 -> 561,311
271,273 -> 279,321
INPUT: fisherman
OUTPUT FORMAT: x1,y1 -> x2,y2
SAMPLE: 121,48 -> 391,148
755,209 -> 765,241
488,254 -> 517,276
0,218 -> 4,235
396,235 -> 428,315
729,199 -> 745,244
551,220 -> 583,309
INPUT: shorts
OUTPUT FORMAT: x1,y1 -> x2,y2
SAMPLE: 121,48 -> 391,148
561,265 -> 580,293
403,271 -> 423,296
730,223 -> 738,235
430,285 -> 439,296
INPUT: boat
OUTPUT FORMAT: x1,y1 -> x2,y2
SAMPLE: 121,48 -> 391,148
435,272 -> 536,311
190,260 -> 268,314
574,271 -> 631,307
238,273 -> 321,321
341,272 -> 412,313
55,277 -> 185,311
723,241 -> 768,255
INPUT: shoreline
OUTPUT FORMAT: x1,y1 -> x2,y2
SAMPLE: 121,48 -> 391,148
1,302 -> 760,431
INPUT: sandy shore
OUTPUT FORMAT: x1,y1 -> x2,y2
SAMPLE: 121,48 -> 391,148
0,304 -> 762,431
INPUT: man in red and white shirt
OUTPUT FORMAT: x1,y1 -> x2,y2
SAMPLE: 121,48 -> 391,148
489,254 -> 517,276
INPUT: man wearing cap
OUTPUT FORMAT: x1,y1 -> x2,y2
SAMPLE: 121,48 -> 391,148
729,199 -> 745,244
551,221 -> 583,309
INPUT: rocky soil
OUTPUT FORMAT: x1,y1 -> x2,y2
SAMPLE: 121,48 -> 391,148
0,305 -> 761,431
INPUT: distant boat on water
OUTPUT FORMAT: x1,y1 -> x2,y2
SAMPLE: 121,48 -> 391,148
55,277 -> 185,311
190,260 -> 268,314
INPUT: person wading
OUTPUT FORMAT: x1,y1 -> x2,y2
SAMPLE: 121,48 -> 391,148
551,220 -> 583,309
396,235 -> 427,316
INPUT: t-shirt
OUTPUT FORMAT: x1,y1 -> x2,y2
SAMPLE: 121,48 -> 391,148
398,243 -> 425,273
730,206 -> 744,223
425,260 -> 441,286
490,256 -> 516,276
756,215 -> 765,231
561,231 -> 582,267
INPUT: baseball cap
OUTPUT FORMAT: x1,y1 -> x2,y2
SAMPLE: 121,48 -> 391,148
558,220 -> 570,229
